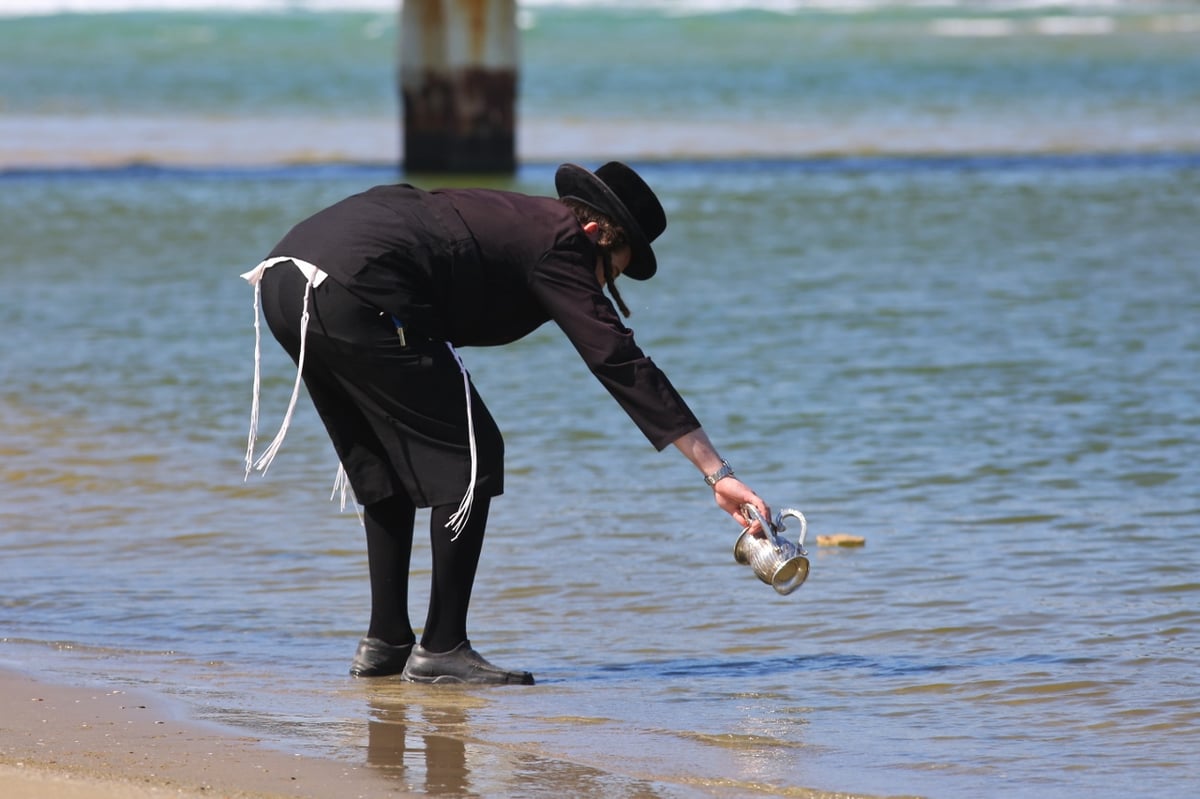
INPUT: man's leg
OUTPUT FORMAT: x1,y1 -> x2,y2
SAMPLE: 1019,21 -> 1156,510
422,497 -> 490,653
350,493 -> 418,677
402,497 -> 533,685
365,494 -> 418,645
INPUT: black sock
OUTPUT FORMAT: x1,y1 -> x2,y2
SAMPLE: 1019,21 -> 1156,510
421,497 -> 490,653
363,494 -> 417,646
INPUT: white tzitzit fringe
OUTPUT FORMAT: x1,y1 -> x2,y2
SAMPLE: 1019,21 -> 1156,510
240,257 -> 326,479
444,342 -> 477,542
250,276 -> 310,474
332,463 -> 363,525
244,273 -> 265,480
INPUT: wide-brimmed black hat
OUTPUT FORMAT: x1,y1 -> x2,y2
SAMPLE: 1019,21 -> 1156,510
555,161 -> 666,280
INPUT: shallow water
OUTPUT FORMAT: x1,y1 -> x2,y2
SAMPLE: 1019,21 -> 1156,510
3,154 -> 1199,798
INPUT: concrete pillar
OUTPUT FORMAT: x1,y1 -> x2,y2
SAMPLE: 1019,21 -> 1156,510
399,0 -> 518,173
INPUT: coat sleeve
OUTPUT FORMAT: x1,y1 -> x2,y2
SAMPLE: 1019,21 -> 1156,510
528,245 -> 701,451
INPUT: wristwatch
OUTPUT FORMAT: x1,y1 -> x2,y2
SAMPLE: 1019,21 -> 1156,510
704,459 -> 734,487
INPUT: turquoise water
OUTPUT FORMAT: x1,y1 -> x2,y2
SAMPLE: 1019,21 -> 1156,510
2,4 -> 1200,798
3,4 -> 1200,161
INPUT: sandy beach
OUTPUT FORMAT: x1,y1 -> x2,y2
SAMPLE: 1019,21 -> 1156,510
0,668 -> 413,799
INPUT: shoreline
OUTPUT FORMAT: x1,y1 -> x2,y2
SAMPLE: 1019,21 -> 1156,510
4,113 -> 1200,171
0,667 -> 412,799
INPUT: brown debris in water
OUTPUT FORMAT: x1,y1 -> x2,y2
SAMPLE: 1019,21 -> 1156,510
816,534 -> 866,547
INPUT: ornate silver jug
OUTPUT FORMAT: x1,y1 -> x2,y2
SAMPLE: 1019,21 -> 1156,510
733,505 -> 809,595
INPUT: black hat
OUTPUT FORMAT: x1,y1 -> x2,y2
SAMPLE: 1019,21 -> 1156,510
555,161 -> 667,280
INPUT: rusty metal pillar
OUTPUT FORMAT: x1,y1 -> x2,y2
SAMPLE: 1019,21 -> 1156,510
399,0 -> 518,173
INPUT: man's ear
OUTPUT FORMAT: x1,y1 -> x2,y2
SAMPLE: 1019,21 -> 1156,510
581,220 -> 600,241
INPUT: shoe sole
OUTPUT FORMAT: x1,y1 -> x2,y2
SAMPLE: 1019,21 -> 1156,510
402,672 -> 464,684
402,671 -> 532,685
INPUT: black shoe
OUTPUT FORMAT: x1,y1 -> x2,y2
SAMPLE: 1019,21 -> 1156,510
349,637 -> 414,677
401,641 -> 534,685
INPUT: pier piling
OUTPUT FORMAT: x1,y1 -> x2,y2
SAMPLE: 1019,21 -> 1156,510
399,0 -> 518,173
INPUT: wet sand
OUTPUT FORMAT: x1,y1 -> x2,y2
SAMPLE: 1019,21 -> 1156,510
0,668 -> 412,799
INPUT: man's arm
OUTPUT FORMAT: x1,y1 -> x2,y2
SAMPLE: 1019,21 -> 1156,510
673,428 -> 770,530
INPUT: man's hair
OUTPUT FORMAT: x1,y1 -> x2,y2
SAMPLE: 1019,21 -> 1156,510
561,198 -> 632,318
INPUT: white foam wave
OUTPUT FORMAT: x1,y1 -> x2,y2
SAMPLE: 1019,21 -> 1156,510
930,14 -> 1121,37
0,0 -> 390,14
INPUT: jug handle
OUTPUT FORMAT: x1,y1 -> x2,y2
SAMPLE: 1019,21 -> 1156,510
741,504 -> 779,543
774,508 -> 808,551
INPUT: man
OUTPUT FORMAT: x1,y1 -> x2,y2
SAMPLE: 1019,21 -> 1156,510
242,162 -> 768,685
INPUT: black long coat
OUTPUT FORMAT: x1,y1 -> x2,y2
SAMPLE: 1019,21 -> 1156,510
268,183 -> 700,452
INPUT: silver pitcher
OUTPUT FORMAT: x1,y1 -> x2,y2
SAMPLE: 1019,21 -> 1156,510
734,505 -> 810,595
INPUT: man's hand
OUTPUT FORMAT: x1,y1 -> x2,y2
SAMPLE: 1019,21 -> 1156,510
713,477 -> 770,532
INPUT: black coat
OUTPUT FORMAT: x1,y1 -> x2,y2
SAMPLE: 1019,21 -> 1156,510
268,183 -> 699,450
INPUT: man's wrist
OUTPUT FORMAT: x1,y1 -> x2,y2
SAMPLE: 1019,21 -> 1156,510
704,459 -> 734,488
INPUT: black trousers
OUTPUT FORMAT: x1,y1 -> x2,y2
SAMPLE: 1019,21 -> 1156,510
258,261 -> 504,508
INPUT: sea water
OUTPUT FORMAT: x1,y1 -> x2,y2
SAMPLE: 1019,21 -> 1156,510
1,3 -> 1199,798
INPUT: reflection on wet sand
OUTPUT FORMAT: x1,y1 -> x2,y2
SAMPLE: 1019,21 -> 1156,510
359,684 -> 677,798
366,694 -> 471,795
